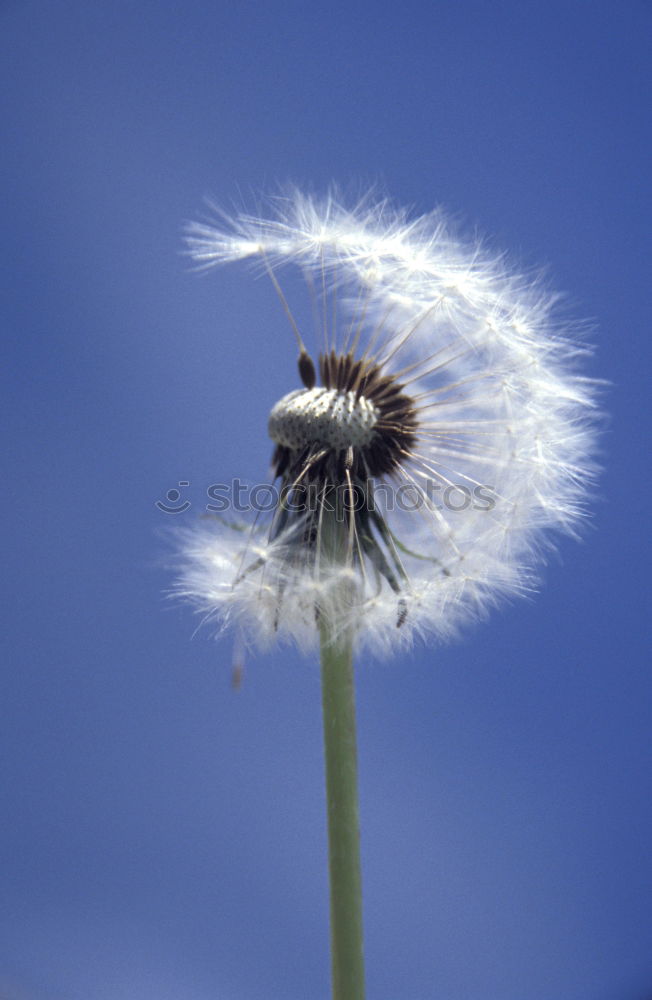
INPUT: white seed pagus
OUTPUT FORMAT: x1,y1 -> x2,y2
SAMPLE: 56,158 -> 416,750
177,190 -> 598,655
269,388 -> 379,452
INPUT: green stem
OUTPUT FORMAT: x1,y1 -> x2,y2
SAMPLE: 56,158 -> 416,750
320,620 -> 366,1000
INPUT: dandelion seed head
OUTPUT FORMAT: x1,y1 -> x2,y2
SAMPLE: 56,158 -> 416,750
177,189 -> 599,656
269,388 -> 379,453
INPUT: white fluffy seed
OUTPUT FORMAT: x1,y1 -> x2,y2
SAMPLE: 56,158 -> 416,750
268,388 -> 379,452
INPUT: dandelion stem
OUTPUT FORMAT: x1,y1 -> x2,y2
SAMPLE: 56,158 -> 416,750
320,620 -> 365,1000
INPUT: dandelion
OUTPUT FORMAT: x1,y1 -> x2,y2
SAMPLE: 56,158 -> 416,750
176,189 -> 597,1000
179,190 -> 596,656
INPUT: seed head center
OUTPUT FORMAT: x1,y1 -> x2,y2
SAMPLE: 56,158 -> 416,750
269,387 -> 379,453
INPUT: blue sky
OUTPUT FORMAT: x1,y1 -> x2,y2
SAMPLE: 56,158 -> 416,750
2,2 -> 651,998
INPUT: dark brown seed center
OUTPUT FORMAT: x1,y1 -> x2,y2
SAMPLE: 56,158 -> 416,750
271,350 -> 418,481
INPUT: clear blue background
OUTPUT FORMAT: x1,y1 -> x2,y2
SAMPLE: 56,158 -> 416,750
2,2 -> 650,998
